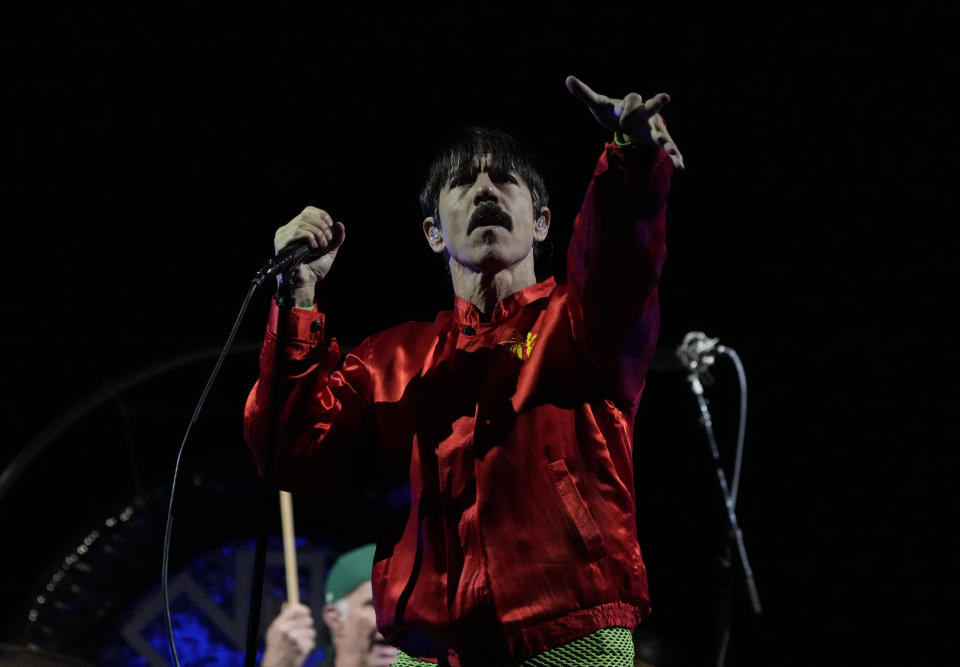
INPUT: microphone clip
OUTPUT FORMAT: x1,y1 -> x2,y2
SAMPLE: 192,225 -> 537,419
679,331 -> 721,389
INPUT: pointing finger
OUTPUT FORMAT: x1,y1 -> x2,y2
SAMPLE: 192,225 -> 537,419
565,75 -> 606,108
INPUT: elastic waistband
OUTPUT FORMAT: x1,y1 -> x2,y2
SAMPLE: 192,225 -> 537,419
391,626 -> 634,667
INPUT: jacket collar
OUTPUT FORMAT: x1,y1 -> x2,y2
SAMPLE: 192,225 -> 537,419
453,276 -> 557,326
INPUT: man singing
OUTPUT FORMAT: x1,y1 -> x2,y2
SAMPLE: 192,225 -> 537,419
245,75 -> 683,667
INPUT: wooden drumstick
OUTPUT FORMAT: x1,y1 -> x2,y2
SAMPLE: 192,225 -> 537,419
279,490 -> 299,605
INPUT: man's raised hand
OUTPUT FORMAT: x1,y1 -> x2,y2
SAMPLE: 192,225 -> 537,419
273,206 -> 346,304
565,75 -> 684,169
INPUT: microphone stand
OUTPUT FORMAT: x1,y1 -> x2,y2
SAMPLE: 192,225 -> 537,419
243,272 -> 295,667
679,334 -> 762,667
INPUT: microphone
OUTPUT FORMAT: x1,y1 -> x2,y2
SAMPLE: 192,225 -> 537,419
251,240 -> 333,287
648,333 -> 725,374
678,331 -> 721,372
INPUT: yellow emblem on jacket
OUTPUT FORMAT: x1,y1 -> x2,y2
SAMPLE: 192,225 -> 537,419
501,332 -> 538,360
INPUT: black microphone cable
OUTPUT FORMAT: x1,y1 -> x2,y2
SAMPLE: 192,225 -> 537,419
161,278 -> 260,667
161,241 -> 333,665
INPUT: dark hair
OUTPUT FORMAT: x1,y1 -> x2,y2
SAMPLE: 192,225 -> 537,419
419,126 -> 549,222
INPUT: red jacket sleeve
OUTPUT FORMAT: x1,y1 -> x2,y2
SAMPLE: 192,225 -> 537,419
243,300 -> 375,496
566,141 -> 674,411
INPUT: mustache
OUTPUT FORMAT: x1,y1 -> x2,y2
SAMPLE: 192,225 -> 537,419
467,201 -> 513,235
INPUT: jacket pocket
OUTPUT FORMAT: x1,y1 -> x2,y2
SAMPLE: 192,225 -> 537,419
548,458 -> 606,562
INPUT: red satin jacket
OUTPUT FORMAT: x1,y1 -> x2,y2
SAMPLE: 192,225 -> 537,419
244,141 -> 673,661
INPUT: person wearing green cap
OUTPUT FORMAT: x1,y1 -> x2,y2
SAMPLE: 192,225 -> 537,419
320,544 -> 397,667
262,544 -> 398,667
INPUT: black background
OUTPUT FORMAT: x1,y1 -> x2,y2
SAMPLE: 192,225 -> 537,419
1,4 -> 956,666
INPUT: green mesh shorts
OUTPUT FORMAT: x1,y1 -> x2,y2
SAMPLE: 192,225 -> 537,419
390,626 -> 635,667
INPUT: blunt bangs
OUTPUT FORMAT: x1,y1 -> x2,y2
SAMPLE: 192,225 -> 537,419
419,127 -> 549,220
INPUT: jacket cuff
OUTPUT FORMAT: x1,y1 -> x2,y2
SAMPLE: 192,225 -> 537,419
267,297 -> 325,345
607,140 -> 671,174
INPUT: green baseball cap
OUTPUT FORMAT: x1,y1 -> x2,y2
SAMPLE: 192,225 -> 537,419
324,543 -> 376,604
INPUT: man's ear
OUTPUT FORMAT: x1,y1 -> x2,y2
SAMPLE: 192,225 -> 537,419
534,207 -> 551,242
322,603 -> 342,637
423,216 -> 445,254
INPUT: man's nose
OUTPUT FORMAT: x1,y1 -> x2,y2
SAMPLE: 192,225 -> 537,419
473,173 -> 500,205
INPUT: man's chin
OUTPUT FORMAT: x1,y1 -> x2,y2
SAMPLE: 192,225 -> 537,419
471,253 -> 511,274
452,248 -> 529,274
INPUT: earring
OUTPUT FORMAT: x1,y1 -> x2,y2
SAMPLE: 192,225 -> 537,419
429,227 -> 440,241
536,217 -> 546,231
